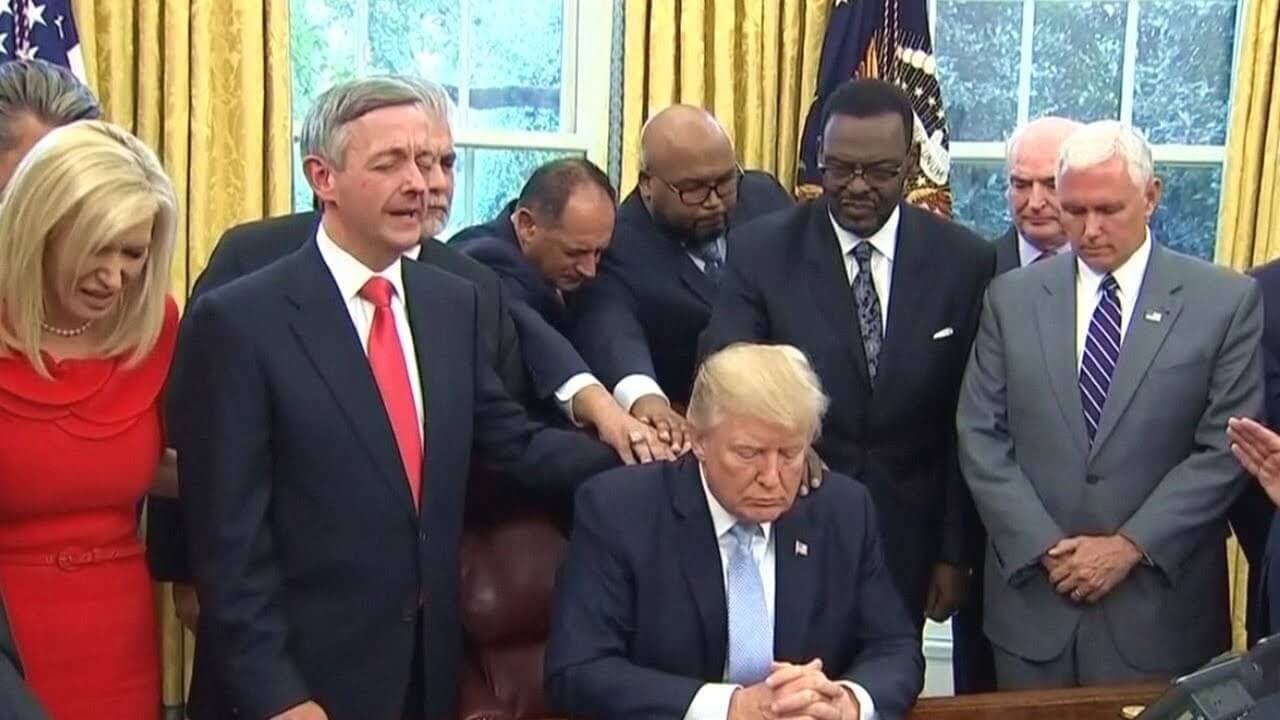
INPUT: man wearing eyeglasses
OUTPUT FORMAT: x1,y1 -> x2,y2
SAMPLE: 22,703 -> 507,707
568,104 -> 793,448
700,79 -> 996,634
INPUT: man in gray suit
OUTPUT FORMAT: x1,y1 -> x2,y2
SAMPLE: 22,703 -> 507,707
991,116 -> 1083,274
957,120 -> 1264,689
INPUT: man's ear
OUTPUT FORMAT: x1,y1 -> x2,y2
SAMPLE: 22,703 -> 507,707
303,156 -> 337,206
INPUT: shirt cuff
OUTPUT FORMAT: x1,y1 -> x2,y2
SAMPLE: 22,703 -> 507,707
682,682 -> 739,720
613,374 -> 667,413
836,680 -> 878,720
553,373 -> 604,426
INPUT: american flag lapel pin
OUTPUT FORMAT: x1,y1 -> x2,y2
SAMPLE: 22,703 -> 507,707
1144,309 -> 1163,323
795,540 -> 809,557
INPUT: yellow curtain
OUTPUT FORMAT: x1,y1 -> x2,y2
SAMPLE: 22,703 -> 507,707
620,0 -> 831,195
1214,0 -> 1280,650
1217,0 -> 1280,269
71,0 -> 293,710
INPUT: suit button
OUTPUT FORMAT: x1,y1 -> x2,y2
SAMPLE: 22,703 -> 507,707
1086,474 -> 1100,485
402,602 -> 416,622
418,529 -> 427,542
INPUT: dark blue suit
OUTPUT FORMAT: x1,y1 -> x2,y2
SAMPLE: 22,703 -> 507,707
544,457 -> 923,719
450,202 -> 594,404
699,199 -> 996,622
1249,258 -> 1280,638
567,171 -> 793,405
175,241 -> 617,720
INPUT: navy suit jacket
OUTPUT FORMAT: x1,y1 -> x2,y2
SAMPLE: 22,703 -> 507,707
567,171 -> 793,405
450,202 -> 594,401
699,199 -> 996,616
993,227 -> 1020,275
176,241 -> 617,720
544,457 -> 924,720
146,211 -> 578,583
1249,258 -> 1280,638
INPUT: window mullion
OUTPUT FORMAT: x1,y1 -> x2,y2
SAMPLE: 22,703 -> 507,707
1016,0 -> 1035,125
1119,0 -> 1141,125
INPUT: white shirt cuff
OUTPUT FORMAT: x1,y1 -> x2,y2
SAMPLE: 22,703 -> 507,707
836,680 -> 878,720
553,373 -> 604,426
682,682 -> 739,720
613,374 -> 667,413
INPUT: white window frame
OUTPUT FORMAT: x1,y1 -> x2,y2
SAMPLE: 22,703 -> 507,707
296,0 -> 614,228
931,0 -> 1235,169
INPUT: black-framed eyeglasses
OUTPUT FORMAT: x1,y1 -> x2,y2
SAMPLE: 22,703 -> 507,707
818,160 -> 904,186
649,165 -> 744,206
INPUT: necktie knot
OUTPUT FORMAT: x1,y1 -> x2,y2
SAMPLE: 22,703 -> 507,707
1101,274 -> 1119,298
852,241 -> 874,265
360,276 -> 395,308
728,522 -> 761,551
1033,250 -> 1055,263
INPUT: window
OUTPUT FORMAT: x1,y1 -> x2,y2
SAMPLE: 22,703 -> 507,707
288,0 -> 614,236
933,0 -> 1241,259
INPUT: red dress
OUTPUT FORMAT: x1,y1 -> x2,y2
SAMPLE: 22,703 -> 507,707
0,297 -> 177,720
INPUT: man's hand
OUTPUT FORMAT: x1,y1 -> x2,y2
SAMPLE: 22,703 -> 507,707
630,393 -> 690,453
571,385 -> 673,464
798,446 -> 826,497
767,659 -> 860,720
269,701 -> 328,720
1046,535 -> 1143,604
1229,417 -> 1280,507
151,447 -> 179,498
172,582 -> 200,632
727,681 -> 774,720
924,562 -> 970,622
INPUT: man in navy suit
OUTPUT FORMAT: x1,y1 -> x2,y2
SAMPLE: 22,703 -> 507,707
545,344 -> 923,720
699,79 -> 996,630
450,158 -> 674,459
175,76 -> 618,720
568,105 -> 793,446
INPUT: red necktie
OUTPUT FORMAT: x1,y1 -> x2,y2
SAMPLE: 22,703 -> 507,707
359,277 -> 423,510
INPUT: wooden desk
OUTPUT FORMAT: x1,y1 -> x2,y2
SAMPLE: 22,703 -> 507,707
908,682 -> 1167,720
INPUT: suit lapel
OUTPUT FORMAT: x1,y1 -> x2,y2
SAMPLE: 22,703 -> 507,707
1035,256 -> 1091,457
804,199 -> 871,386
403,260 -> 466,518
678,253 -> 718,307
995,227 -> 1021,275
285,242 -> 419,524
875,206 -> 930,392
772,503 -> 817,662
670,458 -> 729,677
1089,245 -> 1183,459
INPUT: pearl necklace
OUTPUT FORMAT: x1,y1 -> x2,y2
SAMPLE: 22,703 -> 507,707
41,319 -> 93,337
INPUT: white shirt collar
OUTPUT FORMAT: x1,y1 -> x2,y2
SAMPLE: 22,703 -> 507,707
1017,232 -> 1070,267
699,463 -> 773,544
1075,228 -> 1153,301
830,204 -> 900,262
315,222 -> 415,303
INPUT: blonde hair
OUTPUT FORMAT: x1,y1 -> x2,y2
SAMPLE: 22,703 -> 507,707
687,343 -> 829,440
0,120 -> 177,377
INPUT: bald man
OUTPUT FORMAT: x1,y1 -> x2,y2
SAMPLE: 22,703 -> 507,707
567,105 -> 792,440
993,117 -> 1084,273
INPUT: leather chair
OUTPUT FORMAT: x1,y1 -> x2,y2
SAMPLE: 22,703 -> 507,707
458,513 -> 567,720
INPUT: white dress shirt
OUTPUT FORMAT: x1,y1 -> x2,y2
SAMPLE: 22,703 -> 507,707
612,236 -> 727,412
683,467 -> 878,720
316,224 -> 425,439
1017,233 -> 1070,267
1074,231 -> 1153,370
831,207 -> 901,331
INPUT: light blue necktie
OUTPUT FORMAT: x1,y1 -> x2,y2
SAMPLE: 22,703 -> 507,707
725,522 -> 772,685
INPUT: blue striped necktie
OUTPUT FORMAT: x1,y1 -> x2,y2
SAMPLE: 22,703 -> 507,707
1080,275 -> 1121,443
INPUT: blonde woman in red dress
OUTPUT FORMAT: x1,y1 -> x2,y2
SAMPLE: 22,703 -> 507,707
0,119 -> 178,719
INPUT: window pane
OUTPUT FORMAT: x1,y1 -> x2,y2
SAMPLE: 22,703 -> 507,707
466,148 -> 579,227
934,0 -> 1022,142
1151,163 -> 1222,261
290,0 -> 365,133
467,0 -> 565,132
1133,0 -> 1238,145
1030,1 -> 1127,122
368,0 -> 462,95
950,160 -> 1009,241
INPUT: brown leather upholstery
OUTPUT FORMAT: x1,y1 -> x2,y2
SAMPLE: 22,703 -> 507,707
458,511 -> 568,720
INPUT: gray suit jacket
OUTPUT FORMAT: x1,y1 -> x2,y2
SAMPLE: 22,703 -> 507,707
0,594 -> 46,718
957,242 -> 1263,671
